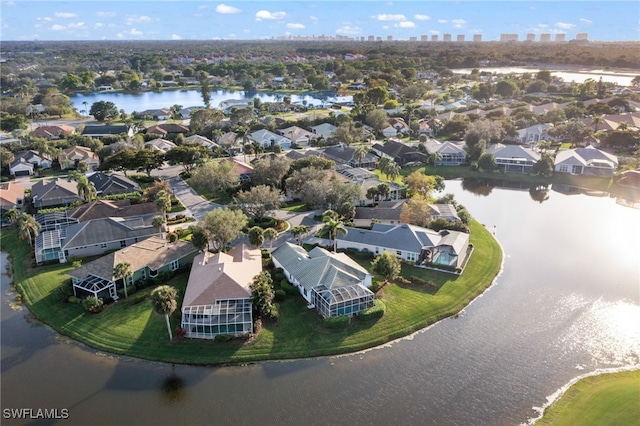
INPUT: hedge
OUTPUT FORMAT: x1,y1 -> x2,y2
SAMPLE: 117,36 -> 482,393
323,315 -> 351,329
358,299 -> 386,321
281,280 -> 298,296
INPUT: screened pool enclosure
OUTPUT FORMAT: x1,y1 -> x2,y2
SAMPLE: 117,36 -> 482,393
181,298 -> 253,339
311,284 -> 374,318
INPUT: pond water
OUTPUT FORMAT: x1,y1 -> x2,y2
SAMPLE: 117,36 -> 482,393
1,180 -> 639,426
451,67 -> 637,86
70,89 -> 337,115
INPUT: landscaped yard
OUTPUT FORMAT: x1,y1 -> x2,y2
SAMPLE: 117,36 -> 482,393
4,218 -> 502,365
537,370 -> 640,426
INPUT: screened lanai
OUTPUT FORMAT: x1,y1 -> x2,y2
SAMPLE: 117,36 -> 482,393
311,284 -> 374,318
181,298 -> 253,339
72,274 -> 117,301
35,229 -> 64,264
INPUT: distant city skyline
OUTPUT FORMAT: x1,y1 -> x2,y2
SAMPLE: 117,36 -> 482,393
1,1 -> 638,42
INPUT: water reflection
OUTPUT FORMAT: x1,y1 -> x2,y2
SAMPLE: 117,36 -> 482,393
161,365 -> 187,404
529,185 -> 550,203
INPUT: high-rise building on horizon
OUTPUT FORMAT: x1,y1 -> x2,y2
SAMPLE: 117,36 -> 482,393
555,33 -> 566,42
457,34 -> 465,42
500,33 -> 518,42
526,33 -> 536,42
431,34 -> 439,42
421,35 -> 428,41
540,33 -> 551,42
443,34 -> 452,42
473,34 -> 482,42
367,35 -> 374,41
387,35 -> 393,41
576,33 -> 588,41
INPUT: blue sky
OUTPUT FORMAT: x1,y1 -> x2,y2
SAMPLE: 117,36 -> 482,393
1,1 -> 638,42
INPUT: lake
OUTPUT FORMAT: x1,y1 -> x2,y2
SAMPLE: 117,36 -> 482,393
71,89 -> 337,115
451,67 -> 637,86
1,180 -> 639,425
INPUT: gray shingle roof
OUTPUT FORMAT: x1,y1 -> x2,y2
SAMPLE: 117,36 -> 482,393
61,214 -> 158,249
271,242 -> 369,293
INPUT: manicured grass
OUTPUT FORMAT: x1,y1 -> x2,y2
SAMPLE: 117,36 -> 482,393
537,370 -> 640,426
3,218 -> 502,365
280,201 -> 311,212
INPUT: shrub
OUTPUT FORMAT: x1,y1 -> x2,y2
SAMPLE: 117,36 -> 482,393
281,280 -> 298,296
358,299 -> 386,320
274,289 -> 287,301
125,292 -> 148,306
56,279 -> 74,302
323,315 -> 351,329
274,272 -> 285,282
68,296 -> 81,304
167,232 -> 178,242
81,296 -> 104,312
175,327 -> 187,337
174,227 -> 184,237
214,334 -> 234,342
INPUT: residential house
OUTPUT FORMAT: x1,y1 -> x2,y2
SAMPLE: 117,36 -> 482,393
321,145 -> 378,169
218,132 -> 241,155
271,242 -> 374,318
9,150 -> 52,176
34,213 -> 159,264
337,223 -> 470,270
381,125 -> 398,139
69,199 -> 157,222
335,165 -> 405,206
515,123 -> 554,145
67,237 -> 197,301
140,108 -> 172,120
250,129 -> 291,150
387,117 -> 410,135
146,123 -> 190,137
582,112 -> 640,132
88,172 -> 141,196
424,140 -> 467,166
554,146 -> 619,177
81,125 -> 134,139
31,178 -> 82,210
0,182 -> 24,216
58,146 -> 100,171
145,138 -> 177,153
486,144 -> 541,174
371,139 -> 426,166
309,123 -> 338,140
181,244 -> 262,339
352,200 -> 459,227
30,124 -> 76,139
277,126 -> 316,147
184,134 -> 217,151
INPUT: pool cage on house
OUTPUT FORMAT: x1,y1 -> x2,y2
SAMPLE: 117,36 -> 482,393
181,298 -> 253,339
72,274 -> 117,301
311,284 -> 374,318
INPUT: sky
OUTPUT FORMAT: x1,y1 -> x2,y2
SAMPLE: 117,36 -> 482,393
1,1 -> 639,42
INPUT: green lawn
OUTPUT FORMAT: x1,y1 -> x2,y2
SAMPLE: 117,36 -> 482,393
4,218 -> 502,365
280,201 -> 311,212
537,370 -> 640,426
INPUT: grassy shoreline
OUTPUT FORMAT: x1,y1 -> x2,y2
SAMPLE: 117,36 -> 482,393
537,370 -> 640,426
3,219 -> 502,366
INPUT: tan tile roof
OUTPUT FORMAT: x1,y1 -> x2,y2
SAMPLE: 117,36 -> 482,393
182,244 -> 262,307
0,182 -> 25,208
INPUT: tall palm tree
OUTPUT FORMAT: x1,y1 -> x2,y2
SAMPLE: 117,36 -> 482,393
263,227 -> 278,248
150,285 -> 178,341
289,225 -> 308,245
592,116 -> 603,132
17,213 -> 41,246
387,162 -> 401,182
113,262 -> 133,299
3,208 -> 19,225
236,127 -> 250,162
353,144 -> 369,167
321,216 -> 347,252
152,215 -> 165,238
76,176 -> 97,202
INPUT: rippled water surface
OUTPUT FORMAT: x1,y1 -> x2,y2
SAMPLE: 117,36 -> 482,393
1,180 -> 638,426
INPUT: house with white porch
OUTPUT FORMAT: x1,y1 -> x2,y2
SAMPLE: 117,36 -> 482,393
249,129 -> 291,150
271,242 -> 374,318
554,146 -> 618,177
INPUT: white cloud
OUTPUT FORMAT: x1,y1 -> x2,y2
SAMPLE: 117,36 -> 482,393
54,12 -> 77,18
51,24 -> 66,31
580,18 -> 593,24
414,14 -> 431,21
36,17 -> 52,22
371,14 -> 407,21
216,4 -> 241,14
396,21 -> 415,28
243,29 -> 250,33
556,22 -> 576,29
255,10 -> 286,21
95,11 -> 116,18
287,23 -> 305,29
129,28 -> 143,36
171,34 -> 182,40
430,30 -> 440,35
438,19 -> 448,24
336,25 -> 362,35
197,5 -> 211,10
452,19 -> 467,28
125,15 -> 152,25
94,23 -> 104,28
67,22 -> 85,29
382,25 -> 390,30
310,16 -> 318,22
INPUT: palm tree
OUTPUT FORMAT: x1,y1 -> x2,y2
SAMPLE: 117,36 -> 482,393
236,127 -> 250,162
113,262 -> 132,299
290,225 -> 309,245
366,186 -> 380,204
150,285 -> 178,341
247,226 -> 265,248
82,101 -> 88,119
152,215 -> 165,238
170,104 -> 183,120
3,208 -> 19,225
263,227 -> 278,248
321,216 -> 347,252
387,162 -> 401,182
592,116 -> 603,132
17,213 -> 40,246
353,144 -> 369,167
377,183 -> 390,202
76,176 -> 97,202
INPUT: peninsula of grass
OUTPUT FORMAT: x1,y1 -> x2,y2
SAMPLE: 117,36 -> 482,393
3,219 -> 502,366
537,370 -> 640,426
